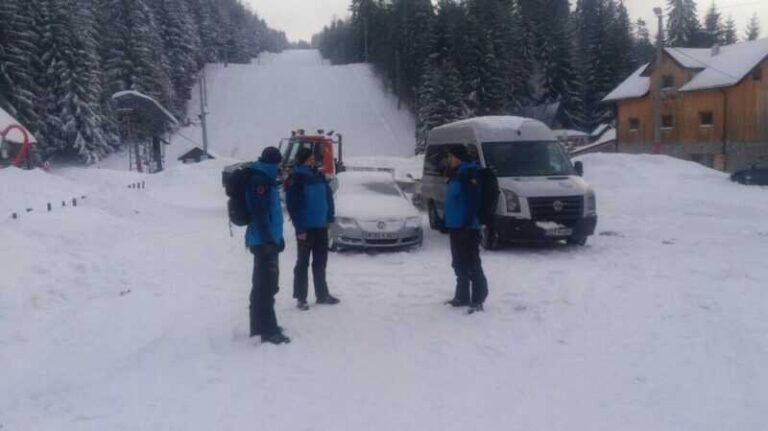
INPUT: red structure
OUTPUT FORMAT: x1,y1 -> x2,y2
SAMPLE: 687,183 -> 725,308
1,124 -> 31,168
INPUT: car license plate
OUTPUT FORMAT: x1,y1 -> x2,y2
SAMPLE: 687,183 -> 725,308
545,227 -> 573,237
364,232 -> 398,240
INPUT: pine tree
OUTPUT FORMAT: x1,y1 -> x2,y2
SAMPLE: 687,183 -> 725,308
667,0 -> 703,47
0,0 -> 47,147
745,13 -> 761,41
99,0 -> 174,110
702,2 -> 724,46
416,59 -> 464,153
633,19 -> 655,64
723,14 -> 738,44
154,0 -> 201,114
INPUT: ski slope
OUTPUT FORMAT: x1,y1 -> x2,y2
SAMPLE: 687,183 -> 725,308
185,50 -> 415,161
2,153 -> 767,430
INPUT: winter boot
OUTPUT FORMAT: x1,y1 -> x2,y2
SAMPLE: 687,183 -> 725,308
446,298 -> 470,307
316,294 -> 340,305
297,300 -> 310,311
262,332 -> 291,345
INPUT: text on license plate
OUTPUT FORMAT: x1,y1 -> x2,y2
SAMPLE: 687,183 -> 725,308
364,232 -> 398,239
545,227 -> 573,237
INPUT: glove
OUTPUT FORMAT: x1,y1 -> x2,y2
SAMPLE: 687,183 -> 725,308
262,242 -> 279,256
296,232 -> 308,241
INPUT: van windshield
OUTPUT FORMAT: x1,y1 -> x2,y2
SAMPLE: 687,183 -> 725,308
482,141 -> 575,177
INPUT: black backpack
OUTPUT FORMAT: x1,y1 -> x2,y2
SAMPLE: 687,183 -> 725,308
222,162 -> 257,226
478,167 -> 499,226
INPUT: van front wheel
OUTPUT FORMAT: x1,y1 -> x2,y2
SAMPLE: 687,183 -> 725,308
567,236 -> 588,246
428,201 -> 446,233
480,225 -> 500,250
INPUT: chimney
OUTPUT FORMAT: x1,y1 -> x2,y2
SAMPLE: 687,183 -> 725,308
711,44 -> 721,56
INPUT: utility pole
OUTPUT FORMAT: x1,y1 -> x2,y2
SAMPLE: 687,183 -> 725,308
653,7 -> 664,154
199,74 -> 209,158
364,17 -> 369,63
395,49 -> 402,110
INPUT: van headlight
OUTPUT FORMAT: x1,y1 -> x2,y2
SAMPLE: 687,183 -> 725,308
405,216 -> 421,228
502,189 -> 520,213
585,192 -> 597,216
336,217 -> 358,228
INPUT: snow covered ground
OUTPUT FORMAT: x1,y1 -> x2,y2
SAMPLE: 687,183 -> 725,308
2,152 -> 767,430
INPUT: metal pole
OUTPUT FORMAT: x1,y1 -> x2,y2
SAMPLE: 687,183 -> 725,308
653,8 -> 664,154
199,74 -> 210,157
202,67 -> 208,107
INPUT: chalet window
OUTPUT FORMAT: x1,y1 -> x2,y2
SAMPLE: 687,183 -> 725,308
699,111 -> 714,127
661,115 -> 674,129
628,118 -> 640,132
754,68 -> 763,81
662,75 -> 675,90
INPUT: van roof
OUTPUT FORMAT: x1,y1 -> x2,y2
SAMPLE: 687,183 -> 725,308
430,116 -> 555,143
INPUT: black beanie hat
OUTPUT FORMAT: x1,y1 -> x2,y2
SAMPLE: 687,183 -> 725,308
448,145 -> 469,162
259,146 -> 283,164
295,147 -> 313,165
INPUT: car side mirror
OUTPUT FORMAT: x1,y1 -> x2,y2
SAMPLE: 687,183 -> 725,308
574,161 -> 584,176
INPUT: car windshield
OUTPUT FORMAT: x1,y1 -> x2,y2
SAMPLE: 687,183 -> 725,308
363,181 -> 402,196
481,141 -> 575,177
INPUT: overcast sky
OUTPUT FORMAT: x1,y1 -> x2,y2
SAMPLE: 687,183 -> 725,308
245,0 -> 767,44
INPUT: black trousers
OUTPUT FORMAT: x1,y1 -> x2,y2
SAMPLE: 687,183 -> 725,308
250,246 -> 280,337
449,229 -> 489,305
293,228 -> 330,301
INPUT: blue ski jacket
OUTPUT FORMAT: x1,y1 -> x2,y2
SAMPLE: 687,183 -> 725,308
245,161 -> 284,247
285,164 -> 334,233
444,161 -> 482,230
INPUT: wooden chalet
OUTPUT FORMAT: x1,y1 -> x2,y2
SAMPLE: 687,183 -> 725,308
603,38 -> 768,171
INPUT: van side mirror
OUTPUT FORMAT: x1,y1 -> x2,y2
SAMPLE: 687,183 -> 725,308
574,161 -> 584,176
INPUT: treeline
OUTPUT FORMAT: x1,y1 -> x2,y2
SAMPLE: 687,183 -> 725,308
0,0 -> 287,163
313,0 -> 762,152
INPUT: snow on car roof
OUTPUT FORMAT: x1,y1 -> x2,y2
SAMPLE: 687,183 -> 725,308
335,171 -> 418,220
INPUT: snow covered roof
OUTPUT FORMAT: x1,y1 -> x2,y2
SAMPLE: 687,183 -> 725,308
0,106 -> 38,144
553,129 -> 589,138
602,64 -> 650,102
111,90 -> 179,127
591,124 -> 612,138
604,38 -> 768,102
677,38 -> 768,91
572,129 -> 616,155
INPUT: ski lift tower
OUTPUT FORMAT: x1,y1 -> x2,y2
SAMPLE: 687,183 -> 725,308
111,91 -> 179,173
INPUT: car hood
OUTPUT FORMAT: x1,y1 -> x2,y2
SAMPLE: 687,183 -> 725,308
336,193 -> 419,221
498,175 -> 593,198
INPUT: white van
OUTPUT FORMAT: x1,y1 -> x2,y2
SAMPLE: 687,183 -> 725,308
421,116 -> 597,248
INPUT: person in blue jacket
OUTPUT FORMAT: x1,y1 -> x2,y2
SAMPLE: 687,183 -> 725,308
444,145 -> 488,312
285,147 -> 339,310
245,147 -> 290,344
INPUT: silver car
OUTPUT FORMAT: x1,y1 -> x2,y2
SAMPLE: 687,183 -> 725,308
329,171 -> 423,251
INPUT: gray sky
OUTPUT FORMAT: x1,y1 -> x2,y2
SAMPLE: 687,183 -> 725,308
246,0 -> 766,44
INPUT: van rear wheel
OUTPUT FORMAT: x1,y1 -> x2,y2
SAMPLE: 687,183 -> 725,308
480,225 -> 500,250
